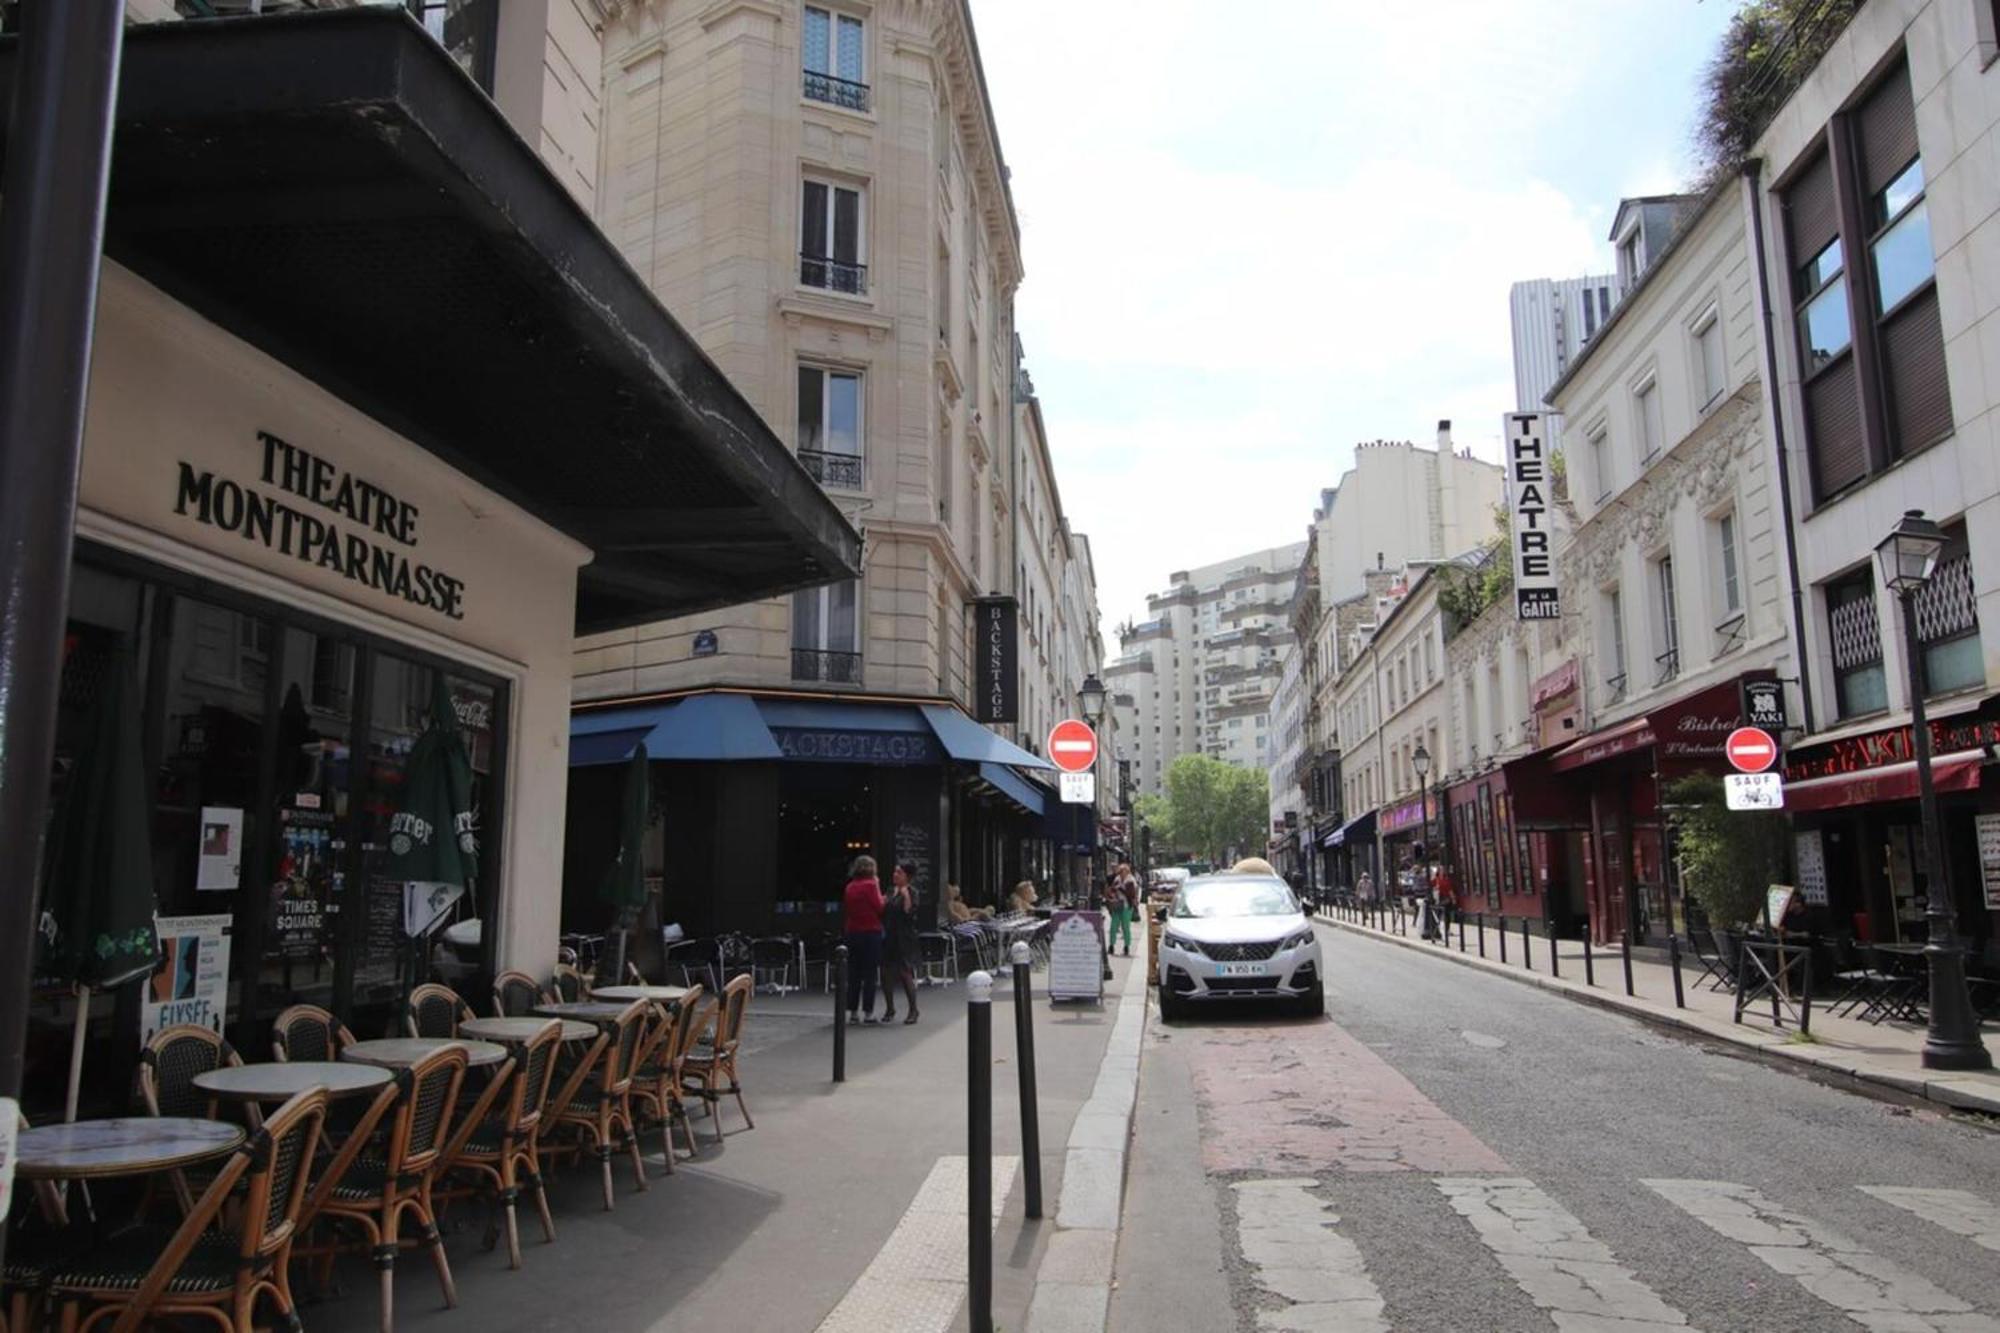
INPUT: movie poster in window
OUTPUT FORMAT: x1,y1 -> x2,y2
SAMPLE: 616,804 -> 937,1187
1496,790 -> 1517,898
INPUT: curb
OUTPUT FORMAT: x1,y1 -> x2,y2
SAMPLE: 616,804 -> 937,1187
1319,914 -> 2000,1121
1023,930 -> 1149,1333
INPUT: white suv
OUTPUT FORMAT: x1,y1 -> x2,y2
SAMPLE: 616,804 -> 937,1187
1156,873 -> 1323,1020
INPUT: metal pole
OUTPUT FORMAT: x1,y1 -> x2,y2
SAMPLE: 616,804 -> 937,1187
1582,930 -> 1595,987
1476,912 -> 1485,958
1547,916 -> 1559,978
967,970 -> 994,1332
1669,931 -> 1686,1009
0,3 -> 128,1264
1010,942 -> 1042,1220
832,945 -> 848,1083
1499,915 -> 1508,964
1899,591 -> 1992,1070
1620,930 -> 1635,997
1521,915 -> 1531,970
1456,910 -> 1465,953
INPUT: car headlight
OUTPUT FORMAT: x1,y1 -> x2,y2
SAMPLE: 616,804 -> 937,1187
1282,929 -> 1316,951
1163,932 -> 1194,952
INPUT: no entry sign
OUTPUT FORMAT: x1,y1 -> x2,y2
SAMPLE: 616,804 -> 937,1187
1048,719 -> 1098,773
1725,726 -> 1779,774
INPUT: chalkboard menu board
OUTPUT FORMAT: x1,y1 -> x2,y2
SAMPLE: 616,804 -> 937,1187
365,877 -> 403,962
893,820 -> 933,900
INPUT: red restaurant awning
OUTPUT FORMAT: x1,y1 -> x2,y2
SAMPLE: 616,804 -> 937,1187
1784,749 -> 1987,813
1548,715 -> 1654,773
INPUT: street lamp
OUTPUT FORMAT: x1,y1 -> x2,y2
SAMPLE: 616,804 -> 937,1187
1874,510 -> 1992,1071
1077,673 -> 1106,726
1411,741 -> 1432,914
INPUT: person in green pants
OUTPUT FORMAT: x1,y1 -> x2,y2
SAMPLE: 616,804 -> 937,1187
1108,861 -> 1140,956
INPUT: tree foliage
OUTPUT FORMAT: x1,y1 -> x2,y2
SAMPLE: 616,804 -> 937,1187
1664,774 -> 1789,927
1434,506 -> 1513,631
1142,754 -> 1270,864
1694,0 -> 1860,187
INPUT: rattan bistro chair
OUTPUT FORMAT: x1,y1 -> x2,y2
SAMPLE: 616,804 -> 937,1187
492,970 -> 553,1018
139,1023 -> 245,1213
307,1044 -> 473,1333
442,1019 -> 564,1269
542,1000 -> 650,1210
630,984 -> 709,1170
682,974 -> 754,1143
271,1003 -> 357,1063
404,984 -> 476,1039
48,1086 -> 326,1333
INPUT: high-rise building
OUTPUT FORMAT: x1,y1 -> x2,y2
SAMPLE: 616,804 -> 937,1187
1109,543 -> 1306,798
1509,274 -> 1616,447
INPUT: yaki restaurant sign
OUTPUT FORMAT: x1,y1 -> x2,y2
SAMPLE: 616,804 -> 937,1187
1784,716 -> 2000,782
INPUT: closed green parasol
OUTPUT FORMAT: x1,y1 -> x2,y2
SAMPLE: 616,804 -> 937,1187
39,649 -> 161,1119
596,743 -> 649,982
388,672 -> 478,938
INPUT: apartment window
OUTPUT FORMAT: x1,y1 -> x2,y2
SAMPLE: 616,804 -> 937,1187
1635,376 -> 1663,462
405,0 -> 499,93
1582,286 -> 1599,340
1694,306 -> 1725,408
801,178 -> 865,295
797,365 -> 863,489
1826,570 -> 1887,718
935,240 -> 951,345
1652,555 -> 1680,684
1617,232 -> 1641,289
802,5 -> 868,111
1588,425 -> 1611,502
1712,510 -> 1745,655
1781,58 -> 1950,503
792,580 -> 860,683
1603,586 -> 1627,703
1915,526 -> 1982,695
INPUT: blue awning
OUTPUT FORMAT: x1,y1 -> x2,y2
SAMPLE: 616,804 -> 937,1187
919,705 -> 1056,770
1325,808 -> 1376,848
756,698 -> 939,764
977,762 -> 1044,816
1043,795 -> 1098,850
569,693 -> 782,766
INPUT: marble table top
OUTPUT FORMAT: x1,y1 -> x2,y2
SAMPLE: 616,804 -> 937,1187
459,1017 -> 597,1044
339,1037 -> 509,1069
194,1062 -> 392,1102
17,1118 -> 244,1180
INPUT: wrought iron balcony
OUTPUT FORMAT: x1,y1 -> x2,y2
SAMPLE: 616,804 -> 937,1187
1604,671 -> 1628,706
1713,611 -> 1746,657
1654,647 -> 1680,687
799,448 -> 864,489
803,69 -> 871,112
799,253 -> 867,295
792,648 -> 862,685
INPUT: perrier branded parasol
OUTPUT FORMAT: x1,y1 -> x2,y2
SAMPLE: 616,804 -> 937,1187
596,743 -> 650,984
388,671 -> 478,940
40,648 -> 161,1119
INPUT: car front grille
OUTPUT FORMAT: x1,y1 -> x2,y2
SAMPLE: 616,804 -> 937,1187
1198,939 -> 1280,962
1201,976 -> 1281,993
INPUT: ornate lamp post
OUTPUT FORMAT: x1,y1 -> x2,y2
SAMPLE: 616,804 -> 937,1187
1076,674 -> 1107,897
1411,741 -> 1432,911
1875,510 -> 1991,1071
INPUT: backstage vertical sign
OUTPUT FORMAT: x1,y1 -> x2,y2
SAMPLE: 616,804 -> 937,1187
1505,413 -> 1560,621
973,595 -> 1019,724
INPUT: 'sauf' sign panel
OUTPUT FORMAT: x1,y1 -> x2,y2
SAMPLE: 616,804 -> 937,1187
1505,413 -> 1560,621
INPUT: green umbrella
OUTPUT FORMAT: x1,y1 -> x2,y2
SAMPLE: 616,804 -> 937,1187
388,672 -> 478,945
596,743 -> 649,982
39,648 -> 161,1119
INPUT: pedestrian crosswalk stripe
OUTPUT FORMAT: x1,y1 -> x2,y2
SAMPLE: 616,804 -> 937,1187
1232,1177 -> 1388,1332
1644,1179 -> 2000,1332
1436,1177 -> 1693,1330
1862,1188 -> 2000,1254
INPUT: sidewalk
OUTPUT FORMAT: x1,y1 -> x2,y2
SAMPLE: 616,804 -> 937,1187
1321,906 -> 2000,1119
304,947 -> 1147,1333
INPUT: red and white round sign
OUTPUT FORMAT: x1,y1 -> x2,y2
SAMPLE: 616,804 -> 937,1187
1724,726 -> 1779,774
1047,719 -> 1098,773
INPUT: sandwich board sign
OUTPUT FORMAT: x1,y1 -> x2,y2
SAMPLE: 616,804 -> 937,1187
1047,909 -> 1105,1004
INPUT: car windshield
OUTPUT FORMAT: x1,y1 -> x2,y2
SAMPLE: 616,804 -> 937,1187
1173,879 -> 1298,919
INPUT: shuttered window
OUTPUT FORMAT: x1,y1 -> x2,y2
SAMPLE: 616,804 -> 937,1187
1779,56 -> 1952,501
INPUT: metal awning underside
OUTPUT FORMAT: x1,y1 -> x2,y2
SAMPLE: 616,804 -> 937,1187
0,9 -> 860,634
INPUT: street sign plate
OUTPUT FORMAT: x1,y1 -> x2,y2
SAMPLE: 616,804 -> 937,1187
1060,771 -> 1096,804
1048,719 -> 1098,773
1724,726 -> 1779,773
1725,772 -> 1784,810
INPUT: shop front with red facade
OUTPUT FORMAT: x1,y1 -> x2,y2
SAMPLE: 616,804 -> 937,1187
1445,748 -> 1592,935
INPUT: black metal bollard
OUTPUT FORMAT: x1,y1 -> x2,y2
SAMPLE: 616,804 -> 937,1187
1010,942 -> 1043,1221
832,944 -> 848,1083
968,970 -> 993,1332
1547,917 -> 1559,978
1669,932 -> 1686,1009
1620,931 -> 1635,997
1499,915 -> 1508,964
1583,931 -> 1595,987
1456,910 -> 1465,953
1521,915 -> 1532,970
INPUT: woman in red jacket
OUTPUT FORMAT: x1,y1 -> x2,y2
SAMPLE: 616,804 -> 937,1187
842,855 -> 887,1024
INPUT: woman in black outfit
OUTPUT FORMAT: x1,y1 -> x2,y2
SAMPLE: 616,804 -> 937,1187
880,862 -> 922,1025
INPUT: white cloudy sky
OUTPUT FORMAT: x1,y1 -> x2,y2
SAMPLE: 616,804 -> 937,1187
973,0 -> 1738,640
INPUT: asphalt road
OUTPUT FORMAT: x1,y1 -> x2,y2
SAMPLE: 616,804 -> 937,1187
1112,923 -> 2000,1332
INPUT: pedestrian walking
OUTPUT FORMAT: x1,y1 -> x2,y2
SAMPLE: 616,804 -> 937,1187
880,862 -> 922,1025
842,854 -> 886,1024
1433,863 -> 1459,937
1109,861 -> 1140,957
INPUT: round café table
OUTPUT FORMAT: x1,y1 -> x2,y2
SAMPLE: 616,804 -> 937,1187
532,1001 -> 639,1025
460,1016 -> 597,1044
16,1118 -> 245,1181
194,1062 -> 393,1105
588,984 -> 690,1005
339,1037 -> 509,1069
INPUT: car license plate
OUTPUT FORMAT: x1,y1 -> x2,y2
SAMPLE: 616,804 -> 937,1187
1218,962 -> 1266,977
